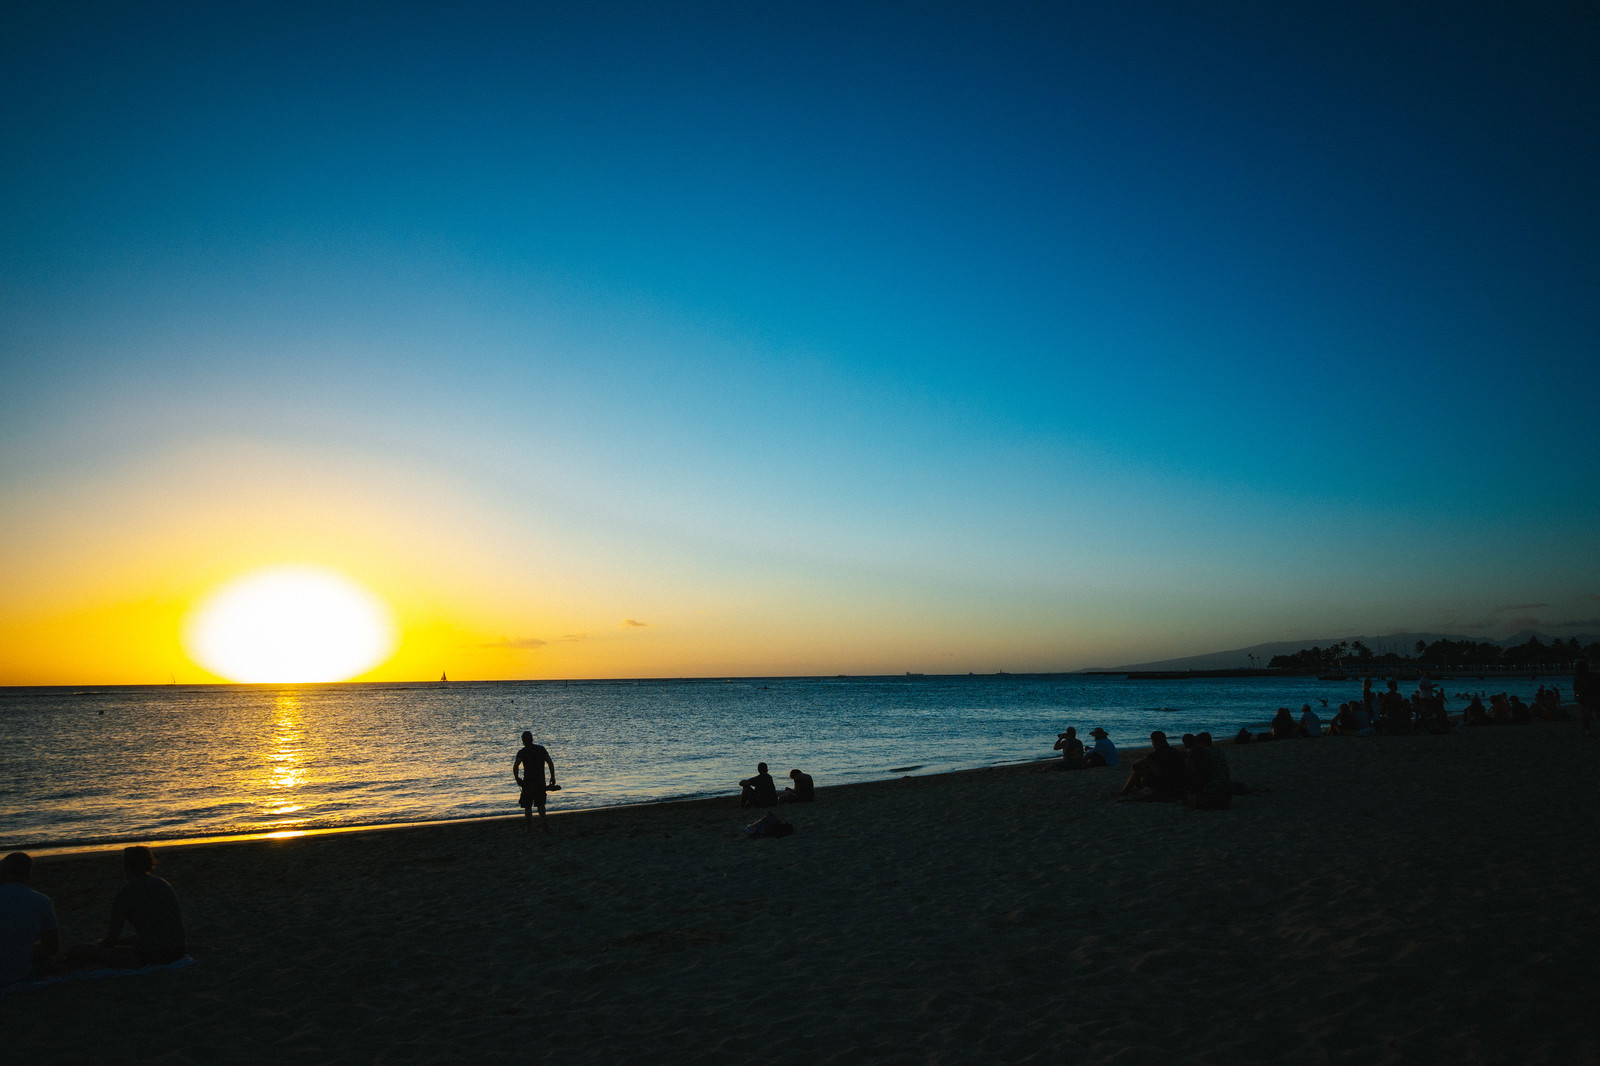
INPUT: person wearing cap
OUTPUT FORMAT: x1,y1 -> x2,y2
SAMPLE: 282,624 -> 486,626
0,852 -> 58,987
1083,727 -> 1119,767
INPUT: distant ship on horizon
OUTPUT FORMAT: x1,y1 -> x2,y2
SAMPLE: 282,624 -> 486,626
440,670 -> 448,683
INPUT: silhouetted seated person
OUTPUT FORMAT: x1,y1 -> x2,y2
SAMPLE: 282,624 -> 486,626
1534,686 -> 1568,720
1296,704 -> 1321,738
1116,731 -> 1186,800
1233,726 -> 1253,745
1489,693 -> 1512,725
1,852 -> 58,987
1084,727 -> 1119,767
740,763 -> 778,808
66,846 -> 185,970
1329,703 -> 1360,736
1463,695 -> 1489,726
1378,682 -> 1413,734
1181,733 -> 1232,809
1269,707 -> 1297,740
1415,693 -> 1451,733
1509,695 -> 1532,724
781,768 -> 814,803
1053,726 -> 1085,769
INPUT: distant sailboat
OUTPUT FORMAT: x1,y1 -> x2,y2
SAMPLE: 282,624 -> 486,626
440,670 -> 448,683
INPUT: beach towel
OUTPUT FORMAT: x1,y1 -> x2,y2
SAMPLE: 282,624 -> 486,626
745,813 -> 794,838
0,955 -> 195,996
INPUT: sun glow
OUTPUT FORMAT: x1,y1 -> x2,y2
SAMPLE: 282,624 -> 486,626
184,566 -> 396,682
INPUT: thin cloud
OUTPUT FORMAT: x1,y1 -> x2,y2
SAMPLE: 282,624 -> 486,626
476,637 -> 547,650
1496,602 -> 1548,613
558,633 -> 587,643
622,619 -> 651,628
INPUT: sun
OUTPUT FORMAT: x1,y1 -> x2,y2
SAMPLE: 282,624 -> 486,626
184,566 -> 397,682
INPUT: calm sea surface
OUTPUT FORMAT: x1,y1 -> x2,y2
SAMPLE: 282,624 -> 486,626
0,673 -> 1558,850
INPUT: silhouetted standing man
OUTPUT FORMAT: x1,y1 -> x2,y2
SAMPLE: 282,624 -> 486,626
513,732 -> 557,834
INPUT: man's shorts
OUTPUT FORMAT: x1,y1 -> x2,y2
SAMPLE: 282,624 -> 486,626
520,785 -> 546,811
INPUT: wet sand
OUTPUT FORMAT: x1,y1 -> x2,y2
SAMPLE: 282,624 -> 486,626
7,720 -> 1599,1064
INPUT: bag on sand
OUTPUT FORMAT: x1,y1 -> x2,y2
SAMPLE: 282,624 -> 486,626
745,813 -> 794,838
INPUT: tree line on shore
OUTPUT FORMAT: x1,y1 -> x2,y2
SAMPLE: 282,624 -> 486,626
1268,635 -> 1597,672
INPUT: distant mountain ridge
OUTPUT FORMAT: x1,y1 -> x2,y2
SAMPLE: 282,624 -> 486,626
1105,631 -> 1598,673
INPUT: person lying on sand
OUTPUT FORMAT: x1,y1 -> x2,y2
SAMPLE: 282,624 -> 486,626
740,763 -> 777,808
1116,731 -> 1186,800
781,768 -> 814,803
1053,727 -> 1085,769
66,846 -> 184,970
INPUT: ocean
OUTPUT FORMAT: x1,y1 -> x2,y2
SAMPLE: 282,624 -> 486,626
0,672 -> 1560,850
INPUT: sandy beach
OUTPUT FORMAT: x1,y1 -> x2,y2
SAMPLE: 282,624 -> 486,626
7,720 -> 1598,1064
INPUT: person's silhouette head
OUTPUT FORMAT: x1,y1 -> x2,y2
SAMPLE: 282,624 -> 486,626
123,845 -> 155,878
0,852 -> 31,884
757,762 -> 768,774
522,731 -> 533,746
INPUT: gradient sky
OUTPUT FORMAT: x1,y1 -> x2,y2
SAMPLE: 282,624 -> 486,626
3,1 -> 1597,684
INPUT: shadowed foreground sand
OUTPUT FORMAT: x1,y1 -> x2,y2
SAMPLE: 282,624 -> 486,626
8,721 -> 1599,1064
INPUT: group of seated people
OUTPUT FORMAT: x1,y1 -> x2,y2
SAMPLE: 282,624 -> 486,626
0,845 -> 186,990
1052,725 -> 1119,769
1114,731 -> 1233,808
737,763 -> 814,808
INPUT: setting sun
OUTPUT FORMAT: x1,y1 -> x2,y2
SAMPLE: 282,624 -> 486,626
183,566 -> 397,682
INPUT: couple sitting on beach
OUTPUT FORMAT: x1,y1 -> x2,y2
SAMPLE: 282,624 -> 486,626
1053,726 -> 1118,769
739,763 -> 813,808
1116,731 -> 1232,808
1,846 -> 185,989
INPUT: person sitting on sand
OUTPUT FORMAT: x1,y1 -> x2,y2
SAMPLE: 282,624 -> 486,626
1,852 -> 58,987
1296,705 -> 1322,738
66,846 -> 184,970
1117,731 -> 1186,800
1270,707 -> 1297,740
1378,681 -> 1412,734
740,763 -> 777,808
1489,693 -> 1512,725
1053,726 -> 1085,769
1577,661 -> 1599,735
781,768 -> 814,803
1181,733 -> 1232,809
1329,703 -> 1359,736
1509,695 -> 1532,724
1463,695 -> 1489,726
513,731 -> 557,834
1233,726 -> 1253,745
1083,727 -> 1119,767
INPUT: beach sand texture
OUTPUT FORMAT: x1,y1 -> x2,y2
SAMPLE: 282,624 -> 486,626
7,722 -> 1598,1064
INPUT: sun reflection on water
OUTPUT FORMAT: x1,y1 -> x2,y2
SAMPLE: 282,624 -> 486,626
259,693 -> 308,824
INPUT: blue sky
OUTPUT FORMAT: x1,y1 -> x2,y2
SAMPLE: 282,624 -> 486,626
2,2 -> 1597,680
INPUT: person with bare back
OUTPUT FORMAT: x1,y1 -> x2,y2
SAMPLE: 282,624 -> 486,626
513,732 -> 557,833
